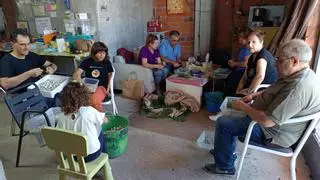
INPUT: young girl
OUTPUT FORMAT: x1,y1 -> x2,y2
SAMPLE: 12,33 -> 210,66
56,81 -> 108,162
73,41 -> 114,112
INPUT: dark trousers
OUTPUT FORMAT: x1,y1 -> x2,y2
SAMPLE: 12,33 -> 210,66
213,116 -> 266,170
85,132 -> 108,162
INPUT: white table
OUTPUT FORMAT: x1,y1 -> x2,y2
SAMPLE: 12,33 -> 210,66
166,75 -> 207,105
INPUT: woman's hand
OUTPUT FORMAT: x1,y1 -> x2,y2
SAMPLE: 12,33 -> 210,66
156,64 -> 164,69
237,88 -> 251,96
228,60 -> 236,68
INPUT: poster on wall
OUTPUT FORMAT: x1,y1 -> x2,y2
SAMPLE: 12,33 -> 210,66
35,17 -> 52,34
167,0 -> 184,14
17,21 -> 29,33
32,4 -> 46,16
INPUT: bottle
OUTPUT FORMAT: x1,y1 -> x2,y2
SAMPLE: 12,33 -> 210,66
205,53 -> 210,63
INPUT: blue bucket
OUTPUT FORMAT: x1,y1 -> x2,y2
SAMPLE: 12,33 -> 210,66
205,92 -> 224,113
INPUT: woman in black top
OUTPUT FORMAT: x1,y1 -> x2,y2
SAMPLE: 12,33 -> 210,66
73,41 -> 114,112
236,30 -> 277,96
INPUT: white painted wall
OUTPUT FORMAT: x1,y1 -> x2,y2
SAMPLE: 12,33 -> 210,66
96,0 -> 154,56
194,0 -> 214,59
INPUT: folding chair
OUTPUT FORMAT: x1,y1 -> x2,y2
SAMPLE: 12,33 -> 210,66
3,83 -> 52,167
41,127 -> 114,180
102,66 -> 118,115
236,111 -> 320,180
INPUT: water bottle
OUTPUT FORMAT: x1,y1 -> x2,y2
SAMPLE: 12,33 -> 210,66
205,53 -> 210,63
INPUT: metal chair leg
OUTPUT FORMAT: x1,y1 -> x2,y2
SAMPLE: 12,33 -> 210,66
16,126 -> 24,167
10,117 -> 19,136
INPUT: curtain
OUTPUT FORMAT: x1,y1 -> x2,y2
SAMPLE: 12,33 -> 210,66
267,0 -> 319,56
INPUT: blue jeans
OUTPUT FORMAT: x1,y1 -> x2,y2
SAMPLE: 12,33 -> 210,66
213,115 -> 266,170
85,132 -> 108,162
152,68 -> 169,85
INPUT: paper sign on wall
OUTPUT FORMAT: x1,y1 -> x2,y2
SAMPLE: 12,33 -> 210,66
32,5 -> 46,16
35,17 -> 52,35
46,4 -> 57,11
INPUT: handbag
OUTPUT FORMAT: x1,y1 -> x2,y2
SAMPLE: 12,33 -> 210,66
122,71 -> 144,100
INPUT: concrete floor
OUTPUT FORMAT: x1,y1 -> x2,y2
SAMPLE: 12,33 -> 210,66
0,95 -> 312,180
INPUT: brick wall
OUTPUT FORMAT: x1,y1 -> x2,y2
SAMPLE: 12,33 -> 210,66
214,0 -> 319,64
0,0 -> 17,36
214,0 -> 291,50
306,1 -> 320,68
155,0 -> 195,58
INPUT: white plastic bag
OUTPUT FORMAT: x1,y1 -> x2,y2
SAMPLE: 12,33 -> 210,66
25,107 -> 62,145
197,130 -> 215,150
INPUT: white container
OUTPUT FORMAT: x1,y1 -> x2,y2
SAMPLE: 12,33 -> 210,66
56,38 -> 66,53
197,130 -> 215,150
220,96 -> 247,117
83,78 -> 99,93
29,74 -> 70,98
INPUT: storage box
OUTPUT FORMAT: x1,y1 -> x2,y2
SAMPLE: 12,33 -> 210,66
220,97 -> 246,117
29,74 -> 70,98
83,78 -> 99,93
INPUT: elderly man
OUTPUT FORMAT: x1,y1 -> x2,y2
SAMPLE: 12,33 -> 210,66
203,39 -> 320,175
159,30 -> 182,73
0,29 -> 57,90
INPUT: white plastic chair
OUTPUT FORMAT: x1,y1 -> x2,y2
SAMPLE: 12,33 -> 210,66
236,111 -> 320,180
253,84 -> 270,93
102,66 -> 118,115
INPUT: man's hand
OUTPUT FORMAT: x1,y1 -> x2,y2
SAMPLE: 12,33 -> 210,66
173,62 -> 180,68
46,66 -> 55,74
242,93 -> 255,103
28,68 -> 43,77
232,99 -> 247,111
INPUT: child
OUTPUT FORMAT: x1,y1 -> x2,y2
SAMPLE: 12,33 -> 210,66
224,28 -> 251,96
56,81 -> 108,162
73,41 -> 114,112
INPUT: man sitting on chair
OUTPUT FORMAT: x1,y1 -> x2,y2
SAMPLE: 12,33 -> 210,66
0,29 -> 57,90
159,30 -> 182,73
203,39 -> 320,175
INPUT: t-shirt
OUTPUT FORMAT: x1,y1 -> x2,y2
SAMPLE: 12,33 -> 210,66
252,68 -> 320,147
0,52 -> 46,85
237,47 -> 251,62
138,45 -> 160,65
56,106 -> 105,154
244,48 -> 278,88
79,57 -> 114,88
159,39 -> 181,61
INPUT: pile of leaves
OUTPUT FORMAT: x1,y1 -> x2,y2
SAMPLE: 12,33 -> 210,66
140,95 -> 189,122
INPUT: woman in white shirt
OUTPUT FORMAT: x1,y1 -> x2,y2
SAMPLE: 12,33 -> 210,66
56,81 -> 108,162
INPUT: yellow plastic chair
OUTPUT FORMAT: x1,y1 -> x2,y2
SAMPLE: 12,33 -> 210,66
41,127 -> 114,180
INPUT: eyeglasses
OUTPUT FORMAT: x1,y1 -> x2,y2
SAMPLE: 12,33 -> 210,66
275,56 -> 291,64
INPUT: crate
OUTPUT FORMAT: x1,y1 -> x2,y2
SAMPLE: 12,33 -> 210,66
220,96 -> 246,117
83,78 -> 99,93
29,74 -> 70,98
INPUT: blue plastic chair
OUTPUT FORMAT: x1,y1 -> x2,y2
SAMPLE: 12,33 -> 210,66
3,83 -> 52,167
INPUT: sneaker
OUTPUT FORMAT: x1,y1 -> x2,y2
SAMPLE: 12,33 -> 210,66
209,112 -> 223,121
203,163 -> 235,175
209,149 -> 215,157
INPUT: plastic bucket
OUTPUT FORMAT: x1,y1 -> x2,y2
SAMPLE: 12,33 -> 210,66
101,115 -> 129,158
205,92 -> 224,113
